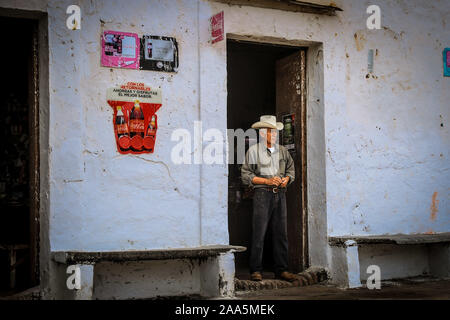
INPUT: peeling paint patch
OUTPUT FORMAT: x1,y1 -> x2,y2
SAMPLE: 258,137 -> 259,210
430,192 -> 439,221
354,32 -> 366,52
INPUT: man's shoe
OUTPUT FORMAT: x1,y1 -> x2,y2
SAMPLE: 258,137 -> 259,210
251,272 -> 263,282
277,271 -> 298,282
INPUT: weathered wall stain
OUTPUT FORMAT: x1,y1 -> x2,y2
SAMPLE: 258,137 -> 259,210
353,31 -> 366,52
430,192 -> 439,221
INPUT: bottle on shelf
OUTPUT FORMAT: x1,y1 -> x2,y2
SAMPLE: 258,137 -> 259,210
129,100 -> 145,138
115,106 -> 130,151
143,114 -> 157,152
146,115 -> 156,136
129,100 -> 145,151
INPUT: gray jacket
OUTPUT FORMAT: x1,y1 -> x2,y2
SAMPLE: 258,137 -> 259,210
241,142 -> 295,188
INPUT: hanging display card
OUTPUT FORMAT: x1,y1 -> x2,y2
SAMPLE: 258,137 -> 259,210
101,30 -> 140,69
282,113 -> 296,154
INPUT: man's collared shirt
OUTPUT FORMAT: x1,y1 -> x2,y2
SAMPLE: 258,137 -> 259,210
241,142 -> 295,188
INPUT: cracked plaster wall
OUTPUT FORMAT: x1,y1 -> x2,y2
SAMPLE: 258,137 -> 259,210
47,0 -> 209,251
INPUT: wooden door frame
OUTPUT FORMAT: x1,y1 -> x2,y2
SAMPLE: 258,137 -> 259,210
28,18 -> 40,286
227,34 -> 309,270
299,49 -> 308,270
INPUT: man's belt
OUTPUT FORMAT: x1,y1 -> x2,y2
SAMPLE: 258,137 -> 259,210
259,186 -> 287,194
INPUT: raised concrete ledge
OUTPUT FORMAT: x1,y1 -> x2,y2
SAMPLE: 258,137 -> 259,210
52,245 -> 246,265
50,246 -> 246,299
329,233 -> 450,247
329,233 -> 450,288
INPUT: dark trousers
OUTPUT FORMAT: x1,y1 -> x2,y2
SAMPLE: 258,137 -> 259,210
250,188 -> 289,275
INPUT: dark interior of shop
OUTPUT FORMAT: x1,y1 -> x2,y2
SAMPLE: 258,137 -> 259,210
0,17 -> 35,294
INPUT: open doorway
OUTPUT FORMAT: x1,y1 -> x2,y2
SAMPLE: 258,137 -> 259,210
0,16 -> 40,296
227,39 -> 308,279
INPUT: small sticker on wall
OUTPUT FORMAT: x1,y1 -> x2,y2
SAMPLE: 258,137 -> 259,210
210,11 -> 224,44
139,35 -> 179,72
101,30 -> 140,69
444,48 -> 450,77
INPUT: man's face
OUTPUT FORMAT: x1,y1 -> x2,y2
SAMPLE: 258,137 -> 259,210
259,128 -> 278,145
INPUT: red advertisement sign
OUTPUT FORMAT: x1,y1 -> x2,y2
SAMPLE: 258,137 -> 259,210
210,11 -> 224,44
107,82 -> 162,154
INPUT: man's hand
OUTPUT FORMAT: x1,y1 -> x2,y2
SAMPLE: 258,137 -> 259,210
251,176 -> 282,186
266,177 -> 282,187
280,176 -> 290,188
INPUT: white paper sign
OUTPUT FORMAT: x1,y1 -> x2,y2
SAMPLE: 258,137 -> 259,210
144,38 -> 174,61
122,36 -> 136,58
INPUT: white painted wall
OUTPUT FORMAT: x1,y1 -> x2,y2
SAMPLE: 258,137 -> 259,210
36,0 -> 233,252
46,0 -> 207,251
218,0 -> 449,237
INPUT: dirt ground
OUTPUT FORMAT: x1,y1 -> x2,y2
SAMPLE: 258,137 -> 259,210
236,277 -> 450,300
1,276 -> 449,300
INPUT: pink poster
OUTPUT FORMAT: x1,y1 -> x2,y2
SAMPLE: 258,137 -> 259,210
101,30 -> 140,69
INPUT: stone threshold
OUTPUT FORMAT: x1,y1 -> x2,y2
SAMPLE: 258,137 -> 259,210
235,267 -> 328,292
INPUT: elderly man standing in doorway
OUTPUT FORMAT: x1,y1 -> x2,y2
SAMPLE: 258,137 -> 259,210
241,115 -> 297,282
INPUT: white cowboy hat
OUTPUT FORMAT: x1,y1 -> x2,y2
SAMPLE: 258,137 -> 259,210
251,115 -> 284,131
